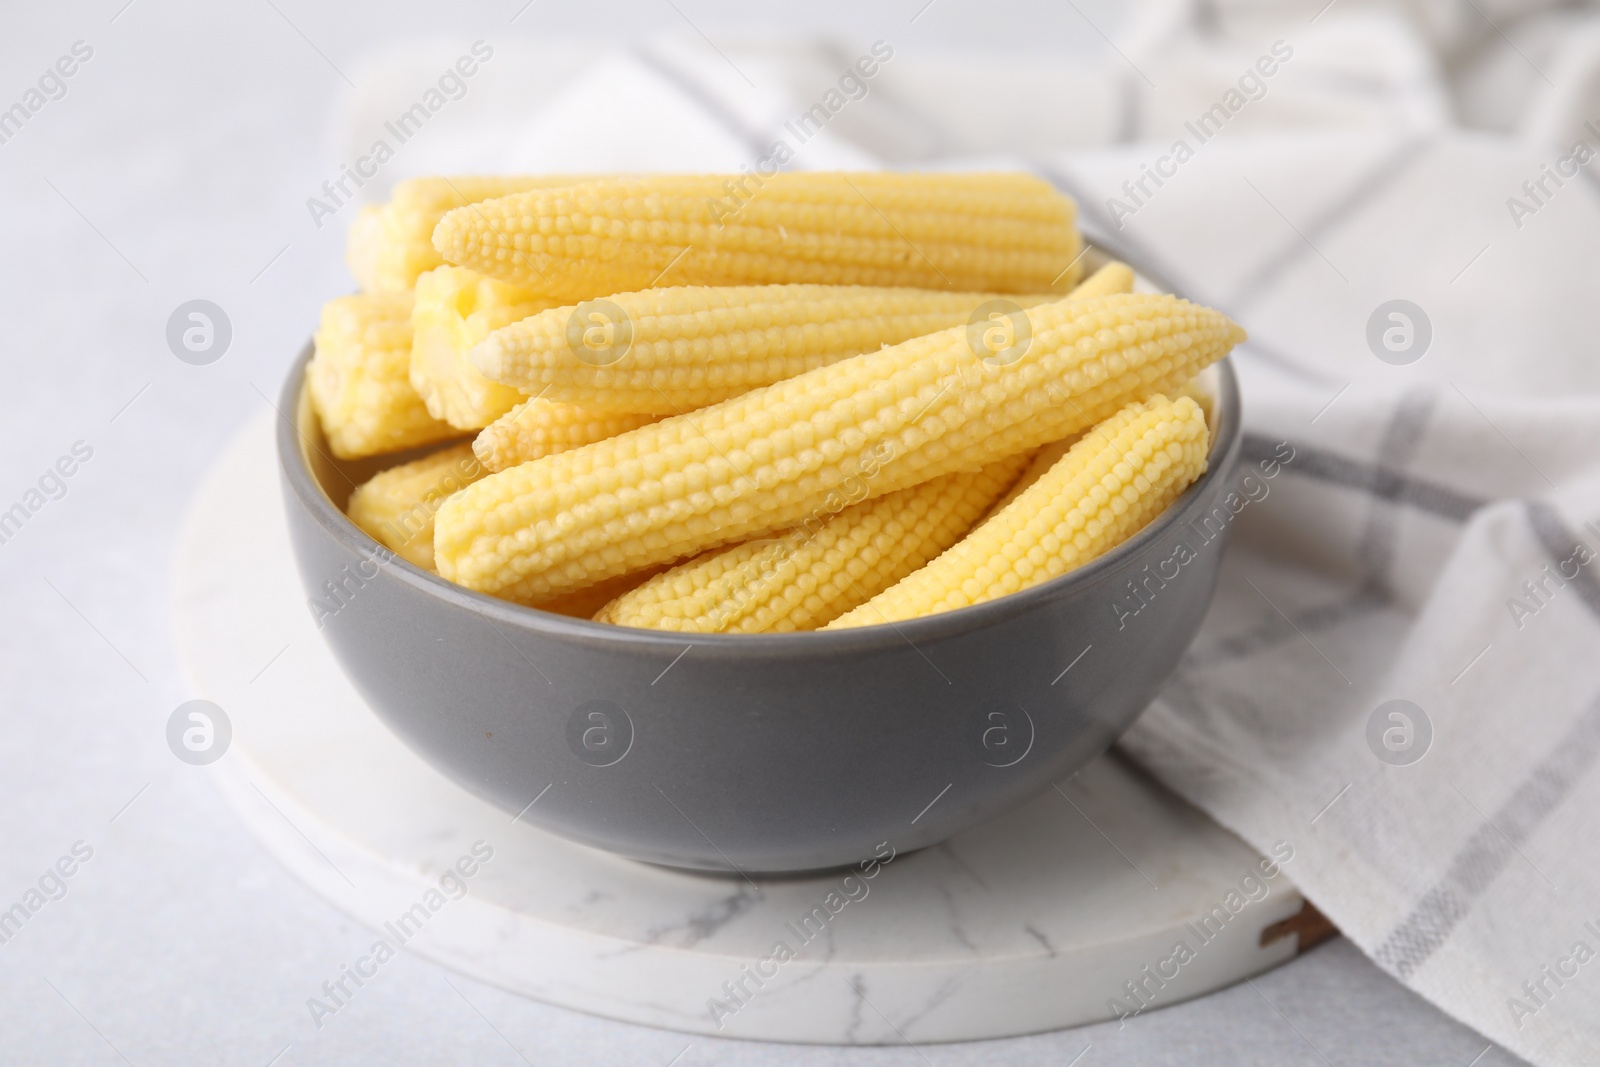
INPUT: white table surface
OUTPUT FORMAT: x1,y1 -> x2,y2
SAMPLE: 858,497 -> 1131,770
0,2 -> 1526,1063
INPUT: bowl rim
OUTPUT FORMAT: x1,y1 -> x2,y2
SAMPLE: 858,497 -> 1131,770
280,329 -> 1242,659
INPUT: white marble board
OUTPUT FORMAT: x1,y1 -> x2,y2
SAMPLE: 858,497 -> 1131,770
170,414 -> 1317,1044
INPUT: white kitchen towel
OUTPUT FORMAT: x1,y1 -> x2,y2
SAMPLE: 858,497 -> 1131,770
330,5 -> 1600,1064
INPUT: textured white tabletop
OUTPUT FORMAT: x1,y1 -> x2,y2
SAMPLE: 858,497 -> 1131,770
0,3 -> 1527,1064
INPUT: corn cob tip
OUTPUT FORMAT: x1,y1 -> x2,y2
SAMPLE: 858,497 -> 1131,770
468,328 -> 510,383
350,176 -> 590,293
1069,260 -> 1136,299
308,291 -> 458,459
346,442 -> 486,571
471,397 -> 662,473
826,392 -> 1210,629
410,265 -> 561,430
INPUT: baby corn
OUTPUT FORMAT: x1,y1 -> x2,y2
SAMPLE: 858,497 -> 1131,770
1175,375 -> 1215,428
595,454 -> 1031,633
307,292 -> 457,459
346,443 -> 486,570
531,566 -> 668,619
431,173 -> 1083,299
433,292 -> 1244,602
348,176 -> 581,292
472,284 -> 1055,414
410,266 -> 561,430
828,395 -> 1209,628
1067,260 -> 1135,299
976,436 -> 1079,524
472,399 -> 661,473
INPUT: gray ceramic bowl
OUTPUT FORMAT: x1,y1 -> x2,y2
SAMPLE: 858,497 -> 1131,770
279,309 -> 1242,875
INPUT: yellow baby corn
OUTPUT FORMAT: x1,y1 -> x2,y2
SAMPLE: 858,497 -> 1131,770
472,399 -> 662,473
346,443 -> 486,570
595,454 -> 1031,633
348,176 -> 582,293
1068,260 -> 1135,299
946,263 -> 1128,498
431,173 -> 1083,300
828,395 -> 1209,628
976,436 -> 1079,524
531,566 -> 668,619
1175,375 -> 1214,428
958,263 -> 1128,513
433,292 -> 1243,602
308,292 -> 457,459
473,284 -> 1054,414
978,391 -> 1207,546
411,266 -> 563,430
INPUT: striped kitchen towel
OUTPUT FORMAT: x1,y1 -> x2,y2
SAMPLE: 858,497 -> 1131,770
333,5 -> 1600,1062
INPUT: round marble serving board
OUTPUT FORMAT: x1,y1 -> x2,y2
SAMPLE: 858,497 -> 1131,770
172,414 -> 1321,1044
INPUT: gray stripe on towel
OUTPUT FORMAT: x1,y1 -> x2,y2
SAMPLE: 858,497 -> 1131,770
632,45 -> 773,161
1374,504 -> 1600,979
1036,164 -> 1345,387
1375,686 -> 1600,978
1355,388 -> 1439,581
1241,434 -> 1484,522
